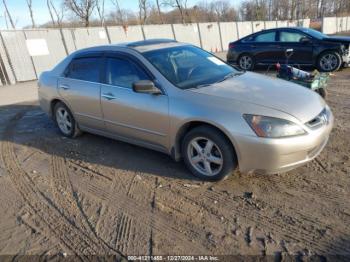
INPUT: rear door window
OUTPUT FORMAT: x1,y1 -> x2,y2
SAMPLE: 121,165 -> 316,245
66,57 -> 101,83
254,31 -> 276,42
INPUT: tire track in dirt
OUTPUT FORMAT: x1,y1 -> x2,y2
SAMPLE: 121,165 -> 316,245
70,158 -> 350,255
162,181 -> 350,255
70,173 -> 207,254
0,110 -> 124,259
68,163 -> 154,255
51,154 -> 121,255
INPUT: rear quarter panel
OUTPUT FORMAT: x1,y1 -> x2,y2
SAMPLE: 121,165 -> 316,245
38,71 -> 59,118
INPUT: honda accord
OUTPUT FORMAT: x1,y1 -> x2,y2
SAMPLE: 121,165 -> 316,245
38,39 -> 333,181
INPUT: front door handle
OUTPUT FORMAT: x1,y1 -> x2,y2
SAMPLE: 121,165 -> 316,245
59,84 -> 70,90
102,93 -> 117,100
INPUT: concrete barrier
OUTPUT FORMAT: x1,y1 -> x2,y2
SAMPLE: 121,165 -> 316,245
173,24 -> 201,47
107,25 -> 144,43
252,21 -> 265,32
287,20 -> 298,27
0,31 -> 36,82
265,21 -> 277,29
322,17 -> 337,34
219,22 -> 238,51
71,27 -> 109,49
347,17 -> 350,31
277,21 -> 288,28
24,29 -> 67,76
236,22 -> 252,38
198,23 -> 222,52
337,17 -> 347,32
143,24 -> 174,40
61,29 -> 77,54
0,36 -> 16,85
302,19 -> 310,28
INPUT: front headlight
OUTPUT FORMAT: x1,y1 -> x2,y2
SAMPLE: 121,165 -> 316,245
243,114 -> 306,138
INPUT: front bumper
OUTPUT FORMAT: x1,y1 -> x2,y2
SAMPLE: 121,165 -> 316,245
234,109 -> 334,174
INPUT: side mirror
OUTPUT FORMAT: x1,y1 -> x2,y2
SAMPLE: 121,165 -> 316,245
300,37 -> 311,44
132,80 -> 162,95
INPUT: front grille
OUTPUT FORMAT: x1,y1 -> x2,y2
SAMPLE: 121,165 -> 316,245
306,108 -> 330,129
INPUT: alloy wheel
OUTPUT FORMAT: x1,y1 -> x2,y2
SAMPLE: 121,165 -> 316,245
239,55 -> 253,70
187,137 -> 223,177
56,107 -> 72,135
320,53 -> 338,71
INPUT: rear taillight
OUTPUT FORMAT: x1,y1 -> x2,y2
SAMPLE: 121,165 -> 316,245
229,43 -> 235,49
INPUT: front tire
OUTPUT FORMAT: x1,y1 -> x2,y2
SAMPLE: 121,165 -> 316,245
54,102 -> 81,138
182,126 -> 237,181
317,51 -> 342,72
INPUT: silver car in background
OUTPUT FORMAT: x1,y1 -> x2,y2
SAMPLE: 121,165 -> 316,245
38,39 -> 333,181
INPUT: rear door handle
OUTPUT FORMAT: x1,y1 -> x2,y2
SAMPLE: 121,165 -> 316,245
59,84 -> 70,90
102,93 -> 117,100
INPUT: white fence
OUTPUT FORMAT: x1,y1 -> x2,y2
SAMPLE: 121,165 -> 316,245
0,19 -> 310,85
322,16 -> 350,34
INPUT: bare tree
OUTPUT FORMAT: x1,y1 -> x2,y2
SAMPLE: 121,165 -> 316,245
2,0 -> 15,29
96,0 -> 105,26
3,11 -> 9,29
155,0 -> 164,23
25,0 -> 36,27
210,0 -> 232,22
64,0 -> 97,27
164,0 -> 188,24
51,0 -> 65,27
111,0 -> 125,25
138,0 -> 149,25
47,0 -> 56,26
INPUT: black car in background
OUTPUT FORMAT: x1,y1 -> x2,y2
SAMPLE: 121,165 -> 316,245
227,27 -> 350,72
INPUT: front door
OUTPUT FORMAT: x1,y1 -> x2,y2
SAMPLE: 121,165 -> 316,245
276,30 -> 314,65
100,55 -> 169,151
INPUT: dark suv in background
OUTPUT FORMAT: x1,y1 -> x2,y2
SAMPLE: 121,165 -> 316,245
227,27 -> 350,72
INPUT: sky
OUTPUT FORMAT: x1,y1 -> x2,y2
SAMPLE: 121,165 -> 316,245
0,0 -> 221,29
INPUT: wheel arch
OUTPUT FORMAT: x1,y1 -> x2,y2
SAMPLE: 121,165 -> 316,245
316,49 -> 342,67
172,120 -> 240,165
49,98 -> 75,120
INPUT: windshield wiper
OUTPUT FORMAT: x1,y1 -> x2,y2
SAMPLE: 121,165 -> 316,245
195,72 -> 243,89
195,83 -> 213,88
216,72 -> 242,83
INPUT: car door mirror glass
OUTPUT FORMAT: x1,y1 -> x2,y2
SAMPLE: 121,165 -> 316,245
132,80 -> 161,95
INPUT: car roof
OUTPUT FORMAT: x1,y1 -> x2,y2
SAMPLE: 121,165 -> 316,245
73,39 -> 187,55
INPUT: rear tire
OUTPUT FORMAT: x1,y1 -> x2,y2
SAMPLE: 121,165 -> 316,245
238,54 -> 254,71
54,102 -> 81,138
317,51 -> 342,72
182,126 -> 237,181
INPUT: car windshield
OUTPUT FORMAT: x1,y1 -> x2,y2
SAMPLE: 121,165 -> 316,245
299,28 -> 328,40
142,45 -> 238,90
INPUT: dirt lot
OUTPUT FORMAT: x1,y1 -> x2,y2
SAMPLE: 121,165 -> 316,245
0,67 -> 349,260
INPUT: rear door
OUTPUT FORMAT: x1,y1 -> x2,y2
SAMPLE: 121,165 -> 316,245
58,54 -> 105,131
276,29 -> 314,64
100,53 -> 169,151
246,30 -> 280,64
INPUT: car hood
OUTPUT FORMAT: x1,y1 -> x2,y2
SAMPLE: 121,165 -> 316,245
189,72 -> 325,123
324,36 -> 350,44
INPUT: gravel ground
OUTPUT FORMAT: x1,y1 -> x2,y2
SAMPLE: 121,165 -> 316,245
0,67 -> 349,260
